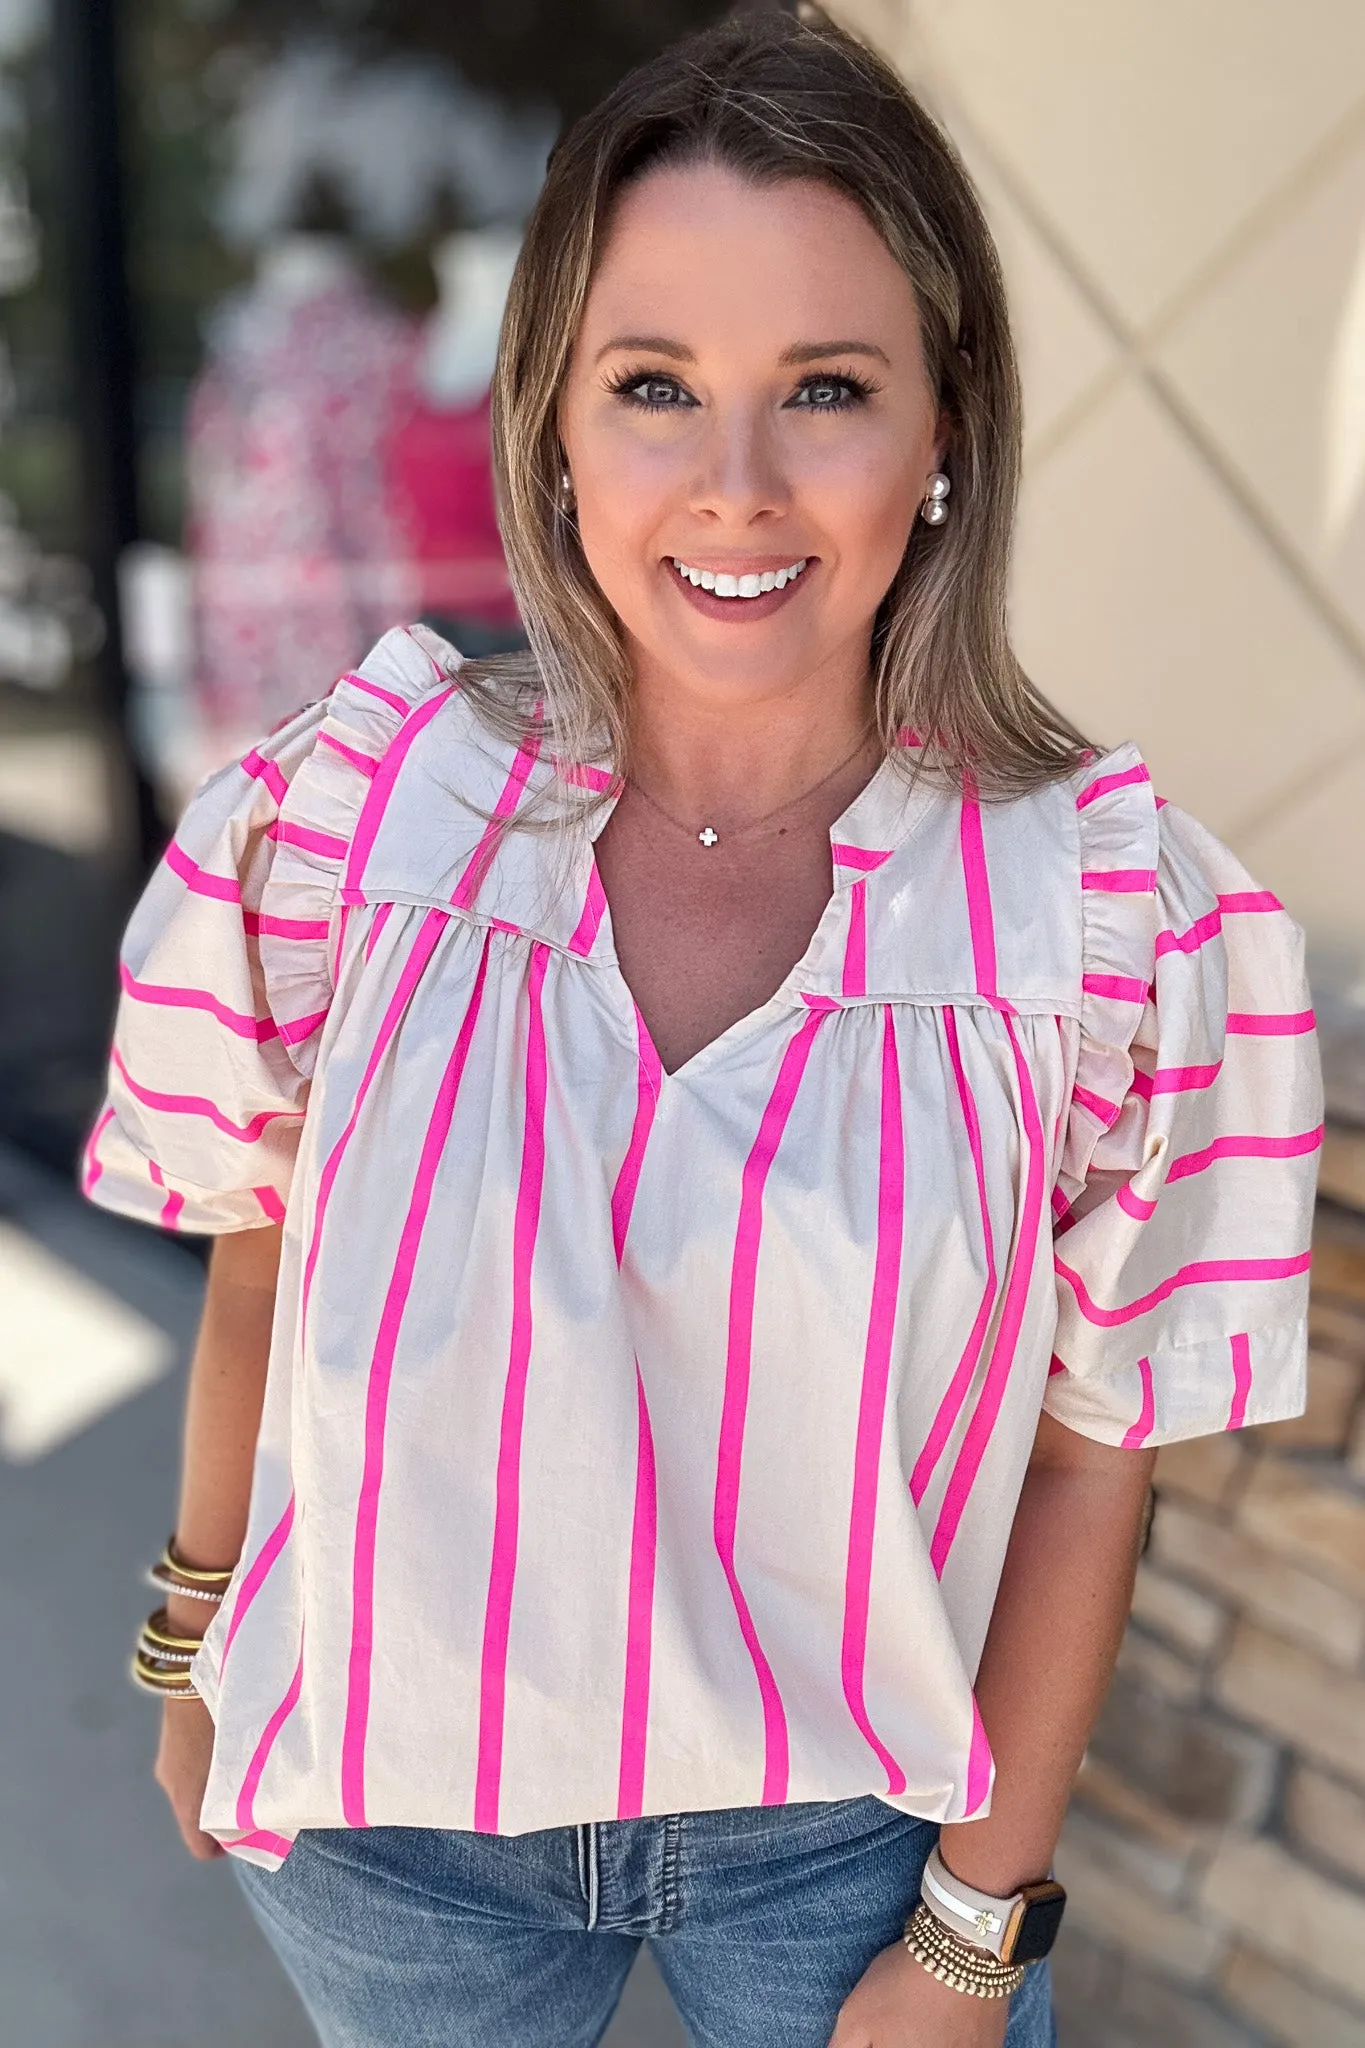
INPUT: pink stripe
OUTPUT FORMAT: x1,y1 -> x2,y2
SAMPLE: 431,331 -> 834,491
1081,869 -> 1158,893
1056,1250 -> 1311,1327
164,839 -> 240,903
959,783 -> 997,996
614,1008 -> 664,1818
452,733 -> 543,913
318,731 -> 379,778
81,1105 -> 116,1194
1220,890 -> 1281,914
963,1697 -> 993,1817
1072,1082 -> 1122,1128
558,760 -> 616,792
1228,1332 -> 1253,1430
1226,1010 -> 1315,1036
831,842 -> 893,872
254,1184 -> 286,1224
1116,1181 -> 1159,1221
343,684 -> 459,896
120,961 -> 279,1042
1167,1125 -> 1323,1184
342,932 -> 492,1827
243,911 -> 330,941
111,1047 -> 300,1143
344,673 -> 411,719
1052,1185 -> 1072,1220
842,879 -> 868,997
228,1829 -> 293,1859
1157,908 -> 1222,958
241,748 -> 289,805
236,1649 -> 303,1832
220,1495 -> 296,1675
1121,1357 -> 1155,1448
364,899 -> 395,961
611,1010 -> 663,1264
931,1009 -> 1048,1574
474,942 -> 550,1833
1150,1060 -> 1222,1094
717,1012 -> 830,1804
1075,763 -> 1151,811
277,1006 -> 329,1048
618,1365 -> 659,1819
567,863 -> 608,957
265,819 -> 349,859
146,1158 -> 184,1231
299,909 -> 450,1355
1082,973 -> 1150,1003
1048,1352 -> 1067,1377
841,1008 -> 908,1794
909,1009 -> 998,1503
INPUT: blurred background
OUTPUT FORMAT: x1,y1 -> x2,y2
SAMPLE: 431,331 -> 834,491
2,3 -> 1364,2044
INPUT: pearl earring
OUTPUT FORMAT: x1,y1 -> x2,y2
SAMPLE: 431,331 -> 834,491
560,466 -> 576,514
921,472 -> 951,525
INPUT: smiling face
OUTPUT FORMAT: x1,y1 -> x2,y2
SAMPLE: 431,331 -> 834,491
558,161 -> 949,720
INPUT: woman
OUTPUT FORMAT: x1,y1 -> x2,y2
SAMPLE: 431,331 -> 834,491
86,13 -> 1321,2047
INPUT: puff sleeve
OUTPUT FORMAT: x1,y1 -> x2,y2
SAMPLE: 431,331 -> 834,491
80,625 -> 453,1232
1047,797 -> 1322,1447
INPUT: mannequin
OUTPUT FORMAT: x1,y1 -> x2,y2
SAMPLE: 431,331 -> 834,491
384,223 -> 525,654
253,231 -> 362,309
420,226 -> 522,406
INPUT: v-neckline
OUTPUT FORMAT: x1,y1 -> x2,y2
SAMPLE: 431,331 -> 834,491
587,750 -> 933,1085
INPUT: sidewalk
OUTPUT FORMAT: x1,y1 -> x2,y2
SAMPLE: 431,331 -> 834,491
0,1142 -> 682,2047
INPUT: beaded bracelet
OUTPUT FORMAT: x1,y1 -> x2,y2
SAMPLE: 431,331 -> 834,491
147,1563 -> 223,1604
902,1903 -> 1027,2000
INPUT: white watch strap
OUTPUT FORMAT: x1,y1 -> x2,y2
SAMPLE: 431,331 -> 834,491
920,1846 -> 1019,1960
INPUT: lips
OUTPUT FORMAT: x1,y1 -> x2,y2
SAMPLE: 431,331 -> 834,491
664,555 -> 815,621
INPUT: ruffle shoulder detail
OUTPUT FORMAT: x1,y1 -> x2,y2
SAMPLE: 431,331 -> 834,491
259,624 -> 462,1075
1058,744 -> 1161,1198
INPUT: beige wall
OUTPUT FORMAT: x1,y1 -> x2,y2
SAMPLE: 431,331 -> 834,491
838,0 -> 1365,984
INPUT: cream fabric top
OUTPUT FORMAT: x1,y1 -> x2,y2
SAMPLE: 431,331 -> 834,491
84,625 -> 1322,1868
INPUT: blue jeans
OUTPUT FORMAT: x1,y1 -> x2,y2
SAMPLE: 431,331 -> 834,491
236,1799 -> 1056,2047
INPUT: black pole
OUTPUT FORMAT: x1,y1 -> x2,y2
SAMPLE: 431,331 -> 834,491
48,0 -> 160,880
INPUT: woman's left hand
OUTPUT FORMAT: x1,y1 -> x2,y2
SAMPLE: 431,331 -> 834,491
828,1939 -> 1011,2047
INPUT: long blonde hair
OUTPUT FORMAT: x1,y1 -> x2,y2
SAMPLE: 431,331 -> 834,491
459,6 -> 1092,798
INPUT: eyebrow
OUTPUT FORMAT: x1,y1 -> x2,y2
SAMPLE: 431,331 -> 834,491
593,335 -> 892,367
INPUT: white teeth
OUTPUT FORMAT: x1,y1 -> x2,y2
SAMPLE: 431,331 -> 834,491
673,557 -> 807,598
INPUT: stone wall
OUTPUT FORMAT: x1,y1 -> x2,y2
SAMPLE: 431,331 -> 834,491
1051,1200 -> 1365,2046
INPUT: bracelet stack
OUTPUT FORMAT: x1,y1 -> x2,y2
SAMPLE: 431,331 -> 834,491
902,1903 -> 1028,2000
129,1538 -> 236,1703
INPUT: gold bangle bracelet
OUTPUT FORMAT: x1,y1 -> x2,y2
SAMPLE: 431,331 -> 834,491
129,1656 -> 199,1699
162,1538 -> 235,1587
141,1607 -> 208,1653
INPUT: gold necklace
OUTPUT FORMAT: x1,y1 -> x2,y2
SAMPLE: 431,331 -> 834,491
628,734 -> 875,849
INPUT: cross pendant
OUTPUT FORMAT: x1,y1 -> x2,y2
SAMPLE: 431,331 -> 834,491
698,827 -> 719,847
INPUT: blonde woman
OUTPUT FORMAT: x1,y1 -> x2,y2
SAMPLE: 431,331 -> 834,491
87,13 -> 1320,2047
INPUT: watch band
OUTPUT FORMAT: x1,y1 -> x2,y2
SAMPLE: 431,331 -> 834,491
921,1847 -> 1017,1960
920,1846 -> 1067,1964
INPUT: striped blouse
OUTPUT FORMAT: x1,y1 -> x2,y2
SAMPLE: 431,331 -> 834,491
84,624 -> 1322,1868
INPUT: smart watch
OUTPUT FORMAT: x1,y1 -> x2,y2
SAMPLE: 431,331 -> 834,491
920,1844 -> 1067,1964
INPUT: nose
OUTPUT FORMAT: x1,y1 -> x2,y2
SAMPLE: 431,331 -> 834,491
688,402 -> 788,527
